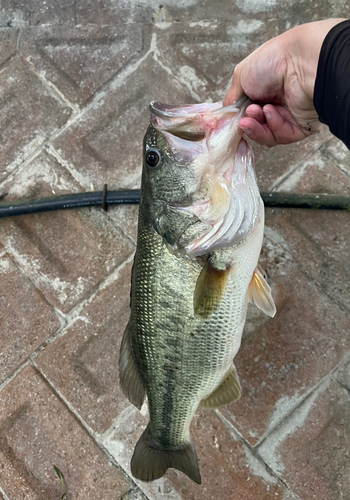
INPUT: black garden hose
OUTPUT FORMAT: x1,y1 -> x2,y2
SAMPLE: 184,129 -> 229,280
0,186 -> 349,219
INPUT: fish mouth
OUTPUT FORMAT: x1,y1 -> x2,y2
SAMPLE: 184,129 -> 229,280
149,97 -> 261,257
149,97 -> 250,143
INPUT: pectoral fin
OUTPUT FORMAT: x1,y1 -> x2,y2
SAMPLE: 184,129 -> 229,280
119,322 -> 146,410
248,265 -> 276,317
194,260 -> 229,318
200,364 -> 241,409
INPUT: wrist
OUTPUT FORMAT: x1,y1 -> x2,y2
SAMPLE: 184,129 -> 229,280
283,19 -> 346,100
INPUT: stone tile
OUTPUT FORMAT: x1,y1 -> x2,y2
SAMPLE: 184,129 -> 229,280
336,359 -> 350,391
0,151 -> 134,313
0,1 -> 77,27
73,0 -> 350,27
154,19 -> 279,102
320,134 -> 350,177
0,365 -> 132,499
108,204 -> 139,244
35,262 -> 133,434
1,0 -> 349,27
20,24 -> 152,105
101,405 -> 286,500
158,0 -> 350,25
258,379 -> 350,500
53,54 -> 196,190
220,232 -> 350,445
252,126 -> 332,192
0,28 -> 17,67
0,252 -> 60,385
265,208 -> 350,312
0,57 -> 71,182
275,150 -> 350,194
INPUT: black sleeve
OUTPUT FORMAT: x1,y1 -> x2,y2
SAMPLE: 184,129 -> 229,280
314,19 -> 350,149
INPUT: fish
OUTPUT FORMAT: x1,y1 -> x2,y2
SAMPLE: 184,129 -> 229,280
119,96 -> 276,485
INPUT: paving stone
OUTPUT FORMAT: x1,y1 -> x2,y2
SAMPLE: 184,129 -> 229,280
101,405 -> 286,500
155,0 -> 350,25
0,252 -> 59,385
275,150 -> 350,194
220,234 -> 350,445
0,1 -> 77,27
258,379 -> 350,500
20,24 -> 152,105
336,359 -> 350,391
0,28 -> 17,66
0,151 -> 134,313
35,261 -> 133,434
0,365 -> 132,500
108,204 -> 139,244
1,0 -> 349,27
53,54 -> 196,191
154,19 -> 279,102
251,126 -> 332,192
265,208 -> 350,312
0,57 -> 71,183
320,134 -> 350,177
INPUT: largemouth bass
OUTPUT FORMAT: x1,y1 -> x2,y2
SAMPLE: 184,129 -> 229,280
119,96 -> 276,484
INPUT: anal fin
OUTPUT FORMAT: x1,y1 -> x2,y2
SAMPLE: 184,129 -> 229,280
200,364 -> 241,409
194,260 -> 230,318
119,322 -> 146,410
248,264 -> 276,317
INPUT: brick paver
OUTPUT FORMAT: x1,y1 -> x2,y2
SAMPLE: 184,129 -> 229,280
0,1 -> 349,499
20,24 -> 151,105
0,57 -> 72,181
0,366 -> 133,499
53,53 -> 196,190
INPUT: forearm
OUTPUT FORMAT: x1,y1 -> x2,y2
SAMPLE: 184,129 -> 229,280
285,19 -> 346,100
313,19 -> 350,149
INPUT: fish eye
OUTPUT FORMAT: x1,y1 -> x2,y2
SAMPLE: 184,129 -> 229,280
145,148 -> 162,168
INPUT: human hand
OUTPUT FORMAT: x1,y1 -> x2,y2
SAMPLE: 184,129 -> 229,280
224,19 -> 345,147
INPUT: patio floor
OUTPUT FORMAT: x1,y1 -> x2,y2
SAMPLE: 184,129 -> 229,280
0,1 -> 350,499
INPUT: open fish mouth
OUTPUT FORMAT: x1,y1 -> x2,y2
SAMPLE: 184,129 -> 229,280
149,96 -> 262,257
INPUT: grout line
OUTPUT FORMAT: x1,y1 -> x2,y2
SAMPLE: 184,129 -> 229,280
256,349 -> 350,449
0,143 -> 45,191
216,410 -> 304,500
215,409 -> 288,486
45,143 -> 92,190
151,34 -> 201,102
19,52 -> 79,114
48,32 -> 157,145
269,143 -> 324,192
32,363 -> 147,497
0,485 -> 11,500
319,146 -> 350,180
33,360 -> 97,437
0,361 -> 29,394
0,253 -> 135,397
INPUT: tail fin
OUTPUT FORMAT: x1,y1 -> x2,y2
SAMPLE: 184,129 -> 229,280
130,424 -> 201,484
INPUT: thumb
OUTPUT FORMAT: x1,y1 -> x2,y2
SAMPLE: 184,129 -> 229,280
223,64 -> 244,106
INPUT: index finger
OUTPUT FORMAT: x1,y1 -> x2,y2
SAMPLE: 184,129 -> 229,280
223,64 -> 244,106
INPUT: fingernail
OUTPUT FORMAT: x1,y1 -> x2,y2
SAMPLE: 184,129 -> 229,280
241,126 -> 252,135
264,110 -> 271,120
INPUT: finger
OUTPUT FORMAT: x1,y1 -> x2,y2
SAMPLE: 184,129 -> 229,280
262,104 -> 307,144
223,64 -> 244,106
245,104 -> 265,125
239,119 -> 280,147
